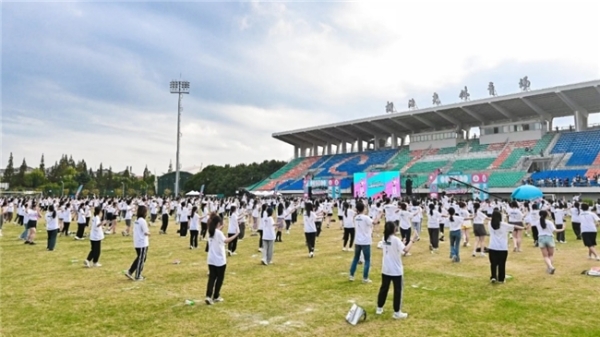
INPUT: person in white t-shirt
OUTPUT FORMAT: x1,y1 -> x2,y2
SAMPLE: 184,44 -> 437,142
488,210 -> 524,283
261,207 -> 277,265
444,207 -> 467,263
205,213 -> 239,305
303,202 -> 318,258
579,203 -> 600,260
178,202 -> 189,237
45,205 -> 60,251
342,202 -> 356,251
125,206 -> 150,281
84,206 -> 104,268
227,206 -> 239,255
376,221 -> 416,319
535,210 -> 565,274
189,206 -> 200,249
349,201 -> 379,283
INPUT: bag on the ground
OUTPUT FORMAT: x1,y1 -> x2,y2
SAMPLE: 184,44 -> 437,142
345,303 -> 367,325
581,267 -> 600,276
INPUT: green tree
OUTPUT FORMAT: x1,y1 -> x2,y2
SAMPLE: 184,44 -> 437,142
164,188 -> 172,197
39,154 -> 45,176
24,169 -> 47,188
3,152 -> 15,187
15,158 -> 28,187
75,171 -> 91,186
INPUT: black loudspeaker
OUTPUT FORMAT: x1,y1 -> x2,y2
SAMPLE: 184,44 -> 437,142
406,178 -> 413,196
308,186 -> 313,198
350,183 -> 354,196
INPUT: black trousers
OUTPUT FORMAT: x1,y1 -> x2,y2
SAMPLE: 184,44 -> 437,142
18,215 -> 24,226
305,232 -> 316,253
200,222 -> 208,239
86,217 -> 90,226
343,228 -> 355,248
129,247 -> 148,279
239,223 -> 246,240
76,223 -> 85,238
488,249 -> 508,282
400,228 -> 412,244
228,233 -> 238,253
160,214 -> 169,233
87,240 -> 102,263
428,228 -> 440,249
190,230 -> 199,248
179,222 -> 188,237
61,222 -> 70,235
206,264 -> 226,299
572,222 -> 581,240
315,221 -> 322,237
556,224 -> 566,242
258,230 -> 263,248
440,223 -> 445,235
377,274 -> 403,312
47,229 -> 58,250
285,220 -> 292,231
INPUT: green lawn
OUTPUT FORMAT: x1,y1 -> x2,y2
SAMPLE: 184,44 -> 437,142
1,214 -> 600,337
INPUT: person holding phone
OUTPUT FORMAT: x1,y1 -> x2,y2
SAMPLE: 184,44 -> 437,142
206,213 -> 239,305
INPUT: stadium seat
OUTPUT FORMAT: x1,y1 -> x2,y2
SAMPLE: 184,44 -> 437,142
550,130 -> 600,166
451,158 -> 495,172
405,160 -> 447,174
530,169 -> 588,186
488,171 -> 527,188
387,147 -> 411,170
468,139 -> 489,153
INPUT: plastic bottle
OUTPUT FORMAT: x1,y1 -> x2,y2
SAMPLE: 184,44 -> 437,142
185,300 -> 195,306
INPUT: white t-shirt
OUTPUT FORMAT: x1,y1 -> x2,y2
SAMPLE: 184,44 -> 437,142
207,229 -> 227,267
45,213 -> 59,231
398,210 -> 412,230
343,209 -> 356,228
133,218 -> 149,248
228,213 -> 239,234
473,210 -> 488,225
178,207 -> 189,223
507,208 -> 524,223
354,214 -> 373,245
535,219 -> 556,237
488,222 -> 513,251
262,217 -> 276,240
125,206 -> 133,220
77,209 -> 86,224
580,211 -> 600,233
304,212 -> 317,233
381,235 -> 406,276
190,213 -> 200,231
427,210 -> 442,228
444,215 -> 465,231
89,216 -> 105,241
570,207 -> 580,223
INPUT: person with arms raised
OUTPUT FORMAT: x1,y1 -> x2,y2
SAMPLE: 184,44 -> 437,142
206,213 -> 239,305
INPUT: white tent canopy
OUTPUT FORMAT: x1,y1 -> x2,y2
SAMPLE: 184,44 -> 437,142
186,190 -> 200,196
253,191 -> 281,197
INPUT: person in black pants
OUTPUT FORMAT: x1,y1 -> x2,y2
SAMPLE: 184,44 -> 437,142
488,210 -> 523,283
160,202 -> 169,234
206,214 -> 239,305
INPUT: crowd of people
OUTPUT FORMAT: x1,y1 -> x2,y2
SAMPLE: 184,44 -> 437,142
2,193 -> 600,319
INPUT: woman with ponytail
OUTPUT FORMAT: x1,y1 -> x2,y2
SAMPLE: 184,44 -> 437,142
45,204 -> 59,251
444,207 -> 468,263
488,210 -> 523,283
472,202 -> 489,257
376,221 -> 416,319
427,203 -> 442,252
205,213 -> 239,305
535,210 -> 564,274
579,203 -> 600,260
342,201 -> 356,251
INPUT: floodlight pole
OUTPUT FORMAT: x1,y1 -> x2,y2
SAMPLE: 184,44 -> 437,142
170,80 -> 190,197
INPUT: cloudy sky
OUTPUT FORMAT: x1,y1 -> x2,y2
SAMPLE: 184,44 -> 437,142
3,1 -> 600,175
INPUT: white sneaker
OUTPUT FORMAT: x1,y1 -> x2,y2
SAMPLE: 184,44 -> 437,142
214,297 -> 224,303
205,297 -> 213,305
342,247 -> 347,252
376,308 -> 383,315
393,312 -> 408,319
84,260 -> 90,268
362,279 -> 372,284
94,263 -> 102,267
349,276 -> 355,281
309,252 -> 314,258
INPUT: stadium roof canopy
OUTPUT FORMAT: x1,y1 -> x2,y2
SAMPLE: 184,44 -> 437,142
273,80 -> 600,146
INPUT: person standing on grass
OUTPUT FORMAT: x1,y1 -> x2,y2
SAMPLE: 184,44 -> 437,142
488,210 -> 524,284
261,207 -> 277,265
445,207 -> 466,263
471,202 -> 489,257
123,200 -> 134,236
45,205 -> 59,251
410,200 -> 423,241
227,205 -> 239,256
257,203 -> 267,252
84,206 -> 104,268
189,206 -> 200,249
349,201 -> 377,283
535,210 -> 564,275
159,201 -> 169,235
275,203 -> 285,242
579,203 -> 600,261
376,221 -> 416,319
200,202 -> 209,240
178,201 -> 189,238
303,202 -> 317,258
206,213 -> 239,305
125,205 -> 150,281
25,202 -> 41,245
552,203 -> 566,243
427,203 -> 443,253
74,203 -> 86,240
342,201 -> 356,251
570,202 -> 581,241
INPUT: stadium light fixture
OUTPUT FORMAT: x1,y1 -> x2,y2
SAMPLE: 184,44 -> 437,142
432,92 -> 441,106
408,98 -> 417,110
170,79 -> 190,196
459,86 -> 470,101
488,82 -> 497,96
519,76 -> 531,92
385,101 -> 395,113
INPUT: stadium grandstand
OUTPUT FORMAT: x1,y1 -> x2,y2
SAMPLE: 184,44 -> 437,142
251,80 -> 600,197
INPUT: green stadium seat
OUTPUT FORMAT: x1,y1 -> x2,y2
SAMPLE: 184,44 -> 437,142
451,158 -> 494,171
488,171 -> 527,188
405,160 -> 447,174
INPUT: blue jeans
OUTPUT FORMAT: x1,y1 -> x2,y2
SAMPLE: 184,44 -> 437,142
449,230 -> 462,261
412,221 -> 422,236
350,244 -> 371,280
20,225 -> 29,240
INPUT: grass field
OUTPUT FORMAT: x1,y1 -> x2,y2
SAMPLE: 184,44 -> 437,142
1,214 -> 600,337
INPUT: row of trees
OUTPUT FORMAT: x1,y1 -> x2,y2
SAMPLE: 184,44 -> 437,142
3,153 -> 286,197
2,153 -> 157,197
185,160 -> 286,196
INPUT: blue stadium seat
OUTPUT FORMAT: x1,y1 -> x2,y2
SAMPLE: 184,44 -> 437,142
550,130 -> 600,166
530,169 -> 588,187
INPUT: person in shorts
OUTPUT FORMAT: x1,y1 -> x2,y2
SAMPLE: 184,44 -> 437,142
579,203 -> 600,260
534,210 -> 565,274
